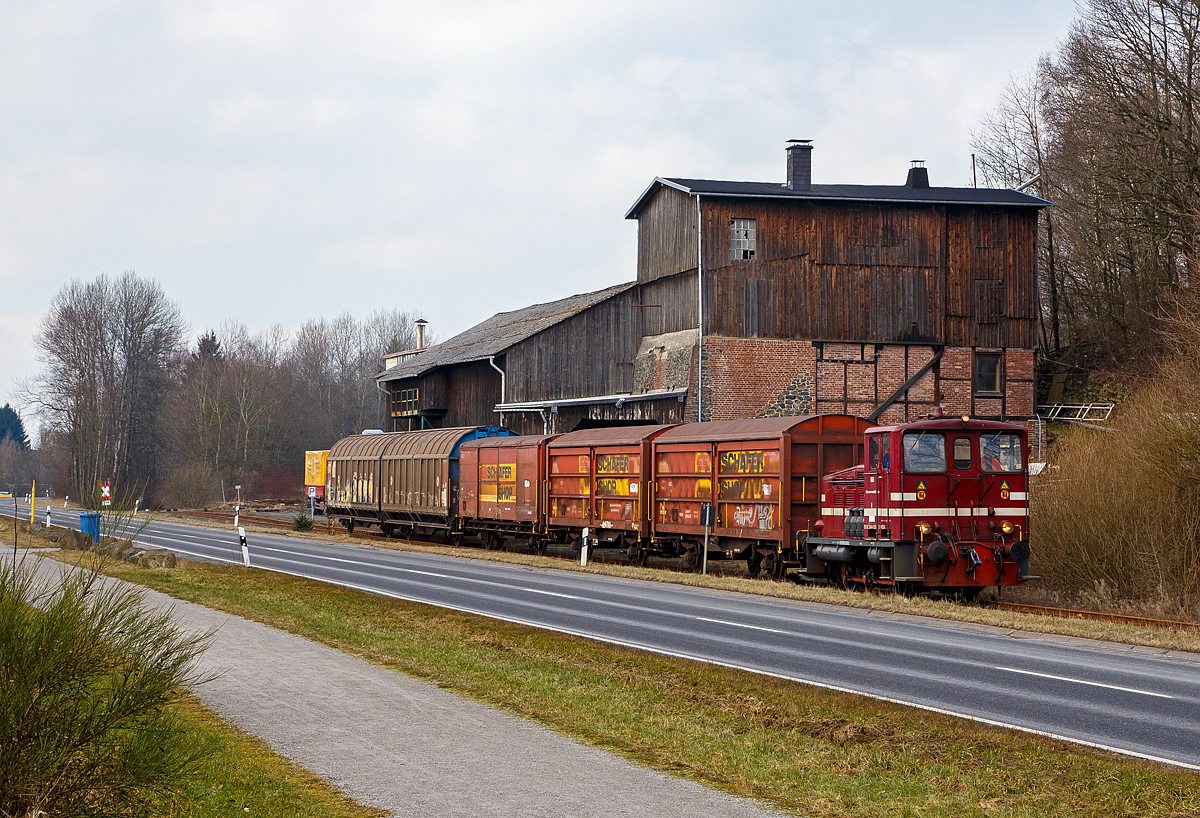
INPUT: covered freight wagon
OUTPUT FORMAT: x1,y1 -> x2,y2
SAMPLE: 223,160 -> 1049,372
326,426 -> 513,536
458,434 -> 555,552
546,425 -> 674,558
651,415 -> 871,576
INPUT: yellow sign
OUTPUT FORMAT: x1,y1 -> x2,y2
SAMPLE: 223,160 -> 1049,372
305,450 -> 328,486
1000,480 -> 1010,500
916,480 -> 927,501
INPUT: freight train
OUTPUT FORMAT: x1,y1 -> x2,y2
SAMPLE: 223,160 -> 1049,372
324,413 -> 1033,595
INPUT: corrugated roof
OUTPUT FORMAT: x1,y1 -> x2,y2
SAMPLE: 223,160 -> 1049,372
625,177 -> 1052,219
378,281 -> 637,382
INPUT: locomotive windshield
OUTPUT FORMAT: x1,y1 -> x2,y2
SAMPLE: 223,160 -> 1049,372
980,433 -> 1023,472
902,432 -> 946,473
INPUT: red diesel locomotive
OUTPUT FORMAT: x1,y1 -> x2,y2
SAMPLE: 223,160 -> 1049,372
802,412 -> 1033,595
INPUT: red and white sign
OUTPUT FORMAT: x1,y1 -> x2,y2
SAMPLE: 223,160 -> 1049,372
101,480 -> 112,507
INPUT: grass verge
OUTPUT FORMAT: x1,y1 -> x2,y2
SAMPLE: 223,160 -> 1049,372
60,549 -> 1200,818
168,694 -> 386,818
162,511 -> 1200,654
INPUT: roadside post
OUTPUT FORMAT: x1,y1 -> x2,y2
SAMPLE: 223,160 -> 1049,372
580,526 -> 589,567
234,505 -> 239,529
45,505 -> 51,528
239,526 -> 250,567
30,480 -> 35,526
700,503 -> 716,575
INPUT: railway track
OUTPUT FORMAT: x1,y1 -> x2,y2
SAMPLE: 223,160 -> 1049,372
168,509 -> 1200,634
983,600 -> 1200,633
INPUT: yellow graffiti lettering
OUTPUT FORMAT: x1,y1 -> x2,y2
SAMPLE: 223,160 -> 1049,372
721,450 -> 766,474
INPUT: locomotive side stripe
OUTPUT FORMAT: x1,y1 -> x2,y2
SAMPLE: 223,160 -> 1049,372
822,507 -> 1028,518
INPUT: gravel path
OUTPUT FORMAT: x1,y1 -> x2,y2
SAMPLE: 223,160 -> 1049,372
24,553 -> 784,818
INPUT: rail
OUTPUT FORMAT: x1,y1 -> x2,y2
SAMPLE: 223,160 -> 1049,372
985,600 -> 1200,632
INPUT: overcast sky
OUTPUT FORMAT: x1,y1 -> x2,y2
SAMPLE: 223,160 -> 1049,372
0,0 -> 1079,435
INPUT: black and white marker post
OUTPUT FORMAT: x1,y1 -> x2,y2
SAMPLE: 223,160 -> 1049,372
580,526 -> 589,567
700,503 -> 716,575
238,526 -> 250,567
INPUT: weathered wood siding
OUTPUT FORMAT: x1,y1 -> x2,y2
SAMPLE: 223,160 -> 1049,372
693,196 -> 1037,348
637,185 -> 698,283
505,288 -> 641,401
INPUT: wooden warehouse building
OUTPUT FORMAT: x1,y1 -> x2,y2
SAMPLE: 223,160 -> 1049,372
378,142 -> 1051,436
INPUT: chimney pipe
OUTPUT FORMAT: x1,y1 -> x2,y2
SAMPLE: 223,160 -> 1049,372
416,318 -> 427,349
906,160 -> 929,189
786,140 -> 812,190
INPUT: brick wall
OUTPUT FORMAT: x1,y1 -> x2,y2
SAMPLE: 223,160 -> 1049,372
683,338 -> 1037,424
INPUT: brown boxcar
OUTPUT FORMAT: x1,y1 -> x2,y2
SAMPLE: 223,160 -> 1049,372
459,435 -> 555,550
326,426 -> 514,535
650,415 -> 871,576
325,432 -> 392,532
546,425 -> 675,551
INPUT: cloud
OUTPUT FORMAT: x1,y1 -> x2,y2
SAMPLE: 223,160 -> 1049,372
0,0 -> 1078,413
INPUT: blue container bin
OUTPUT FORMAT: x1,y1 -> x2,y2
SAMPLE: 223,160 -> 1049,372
80,513 -> 102,544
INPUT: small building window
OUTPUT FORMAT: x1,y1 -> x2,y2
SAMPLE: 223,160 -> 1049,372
974,353 -> 1003,396
731,218 -> 756,260
392,387 -> 420,416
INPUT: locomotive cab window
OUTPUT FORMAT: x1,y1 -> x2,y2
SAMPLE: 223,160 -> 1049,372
731,218 -> 756,260
980,433 -> 1023,473
902,432 -> 945,474
952,437 -> 972,470
869,435 -> 890,470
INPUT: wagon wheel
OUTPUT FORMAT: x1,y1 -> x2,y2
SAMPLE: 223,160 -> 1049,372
345,518 -> 355,534
532,537 -> 548,557
684,547 -> 700,572
747,551 -> 764,578
484,532 -> 502,551
762,550 -> 782,580
634,545 -> 650,568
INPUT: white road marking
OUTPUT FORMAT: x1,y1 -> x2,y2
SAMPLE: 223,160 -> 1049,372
996,666 -> 1174,699
696,616 -> 789,634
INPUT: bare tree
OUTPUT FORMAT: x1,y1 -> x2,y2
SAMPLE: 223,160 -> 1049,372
24,273 -> 186,504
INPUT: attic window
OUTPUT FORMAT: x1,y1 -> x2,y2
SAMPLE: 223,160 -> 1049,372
731,218 -> 756,260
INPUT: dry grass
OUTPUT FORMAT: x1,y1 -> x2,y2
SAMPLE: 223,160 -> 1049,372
1033,314 -> 1200,619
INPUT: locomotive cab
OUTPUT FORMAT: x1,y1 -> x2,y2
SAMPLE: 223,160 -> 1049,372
802,415 -> 1033,596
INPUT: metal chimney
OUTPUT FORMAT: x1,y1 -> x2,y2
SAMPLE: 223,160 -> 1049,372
786,140 -> 812,190
416,319 -> 427,349
906,160 -> 929,189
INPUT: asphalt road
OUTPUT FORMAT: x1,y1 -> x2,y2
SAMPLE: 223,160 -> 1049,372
8,500 -> 1199,770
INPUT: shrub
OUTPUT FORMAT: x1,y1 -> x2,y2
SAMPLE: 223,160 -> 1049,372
1032,297 -> 1200,617
0,558 -> 216,817
292,514 -> 314,532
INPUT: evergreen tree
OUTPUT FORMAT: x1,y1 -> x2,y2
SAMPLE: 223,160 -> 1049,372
0,404 -> 28,450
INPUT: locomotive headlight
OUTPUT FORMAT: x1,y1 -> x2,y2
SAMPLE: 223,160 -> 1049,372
961,415 -> 970,423
1000,521 -> 1015,535
916,521 -> 933,536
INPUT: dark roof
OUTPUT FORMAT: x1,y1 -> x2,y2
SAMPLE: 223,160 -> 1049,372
547,424 -> 676,448
625,177 -> 1052,219
378,281 -> 637,382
